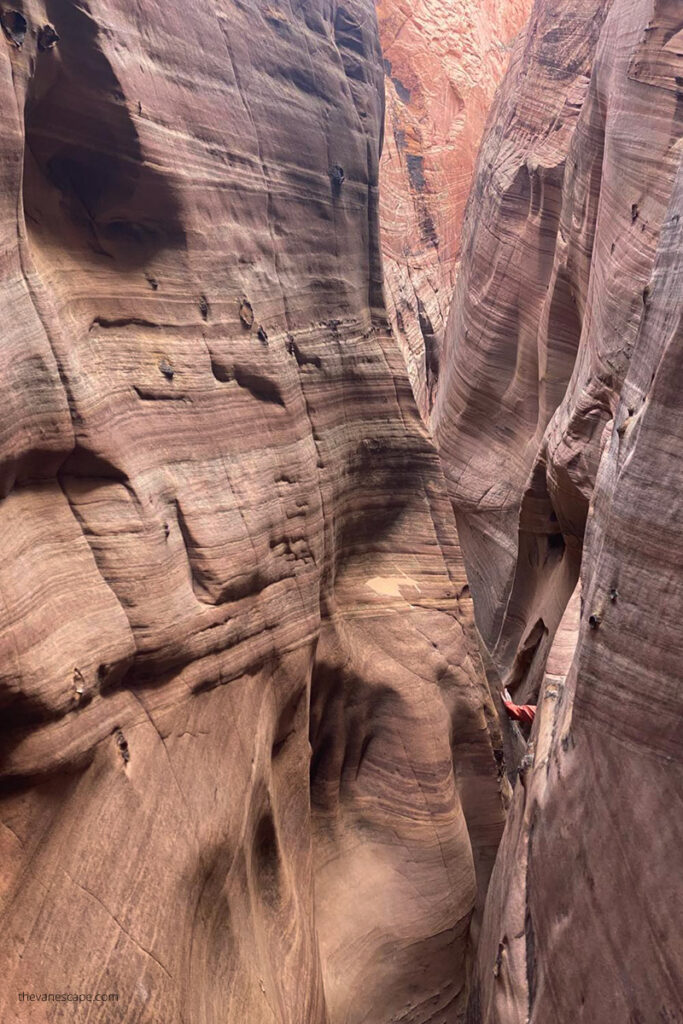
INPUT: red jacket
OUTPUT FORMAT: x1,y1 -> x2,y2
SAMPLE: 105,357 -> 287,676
502,699 -> 536,724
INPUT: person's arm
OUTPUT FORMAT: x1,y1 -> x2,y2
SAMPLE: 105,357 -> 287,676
502,698 -> 536,724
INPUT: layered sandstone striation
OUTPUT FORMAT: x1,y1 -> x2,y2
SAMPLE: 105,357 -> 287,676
3,0 -> 681,1019
433,0 -> 683,1018
0,1 -> 507,1022
377,0 -> 533,418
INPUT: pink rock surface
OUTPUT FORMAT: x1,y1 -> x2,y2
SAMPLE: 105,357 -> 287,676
0,1 -> 506,1021
377,0 -> 533,418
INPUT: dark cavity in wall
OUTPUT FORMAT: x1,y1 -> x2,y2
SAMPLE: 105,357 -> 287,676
329,164 -> 345,197
382,59 -> 412,104
1,9 -> 27,45
406,154 -> 426,191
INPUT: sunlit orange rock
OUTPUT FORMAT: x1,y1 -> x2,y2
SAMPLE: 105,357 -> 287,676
377,0 -> 533,418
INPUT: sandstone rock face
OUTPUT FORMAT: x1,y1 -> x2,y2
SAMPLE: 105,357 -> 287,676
433,0 -> 683,1019
434,0 -> 614,675
377,0 -> 533,419
0,1 -> 507,1022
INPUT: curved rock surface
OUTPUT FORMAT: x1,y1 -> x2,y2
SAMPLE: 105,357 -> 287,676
434,0 -> 613,672
377,0 -> 532,419
432,0 -> 682,1018
0,1 -> 507,1022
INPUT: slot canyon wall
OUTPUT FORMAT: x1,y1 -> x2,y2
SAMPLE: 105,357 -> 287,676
0,1 -> 508,1022
376,0 -> 533,419
0,0 -> 681,1021
432,0 -> 683,1019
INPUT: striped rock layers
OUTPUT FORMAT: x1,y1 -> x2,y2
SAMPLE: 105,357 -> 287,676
433,0 -> 683,1019
0,1 -> 507,1023
377,0 -> 533,419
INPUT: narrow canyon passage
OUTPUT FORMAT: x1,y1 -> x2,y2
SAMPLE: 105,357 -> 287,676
0,1 -> 681,1023
387,0 -> 683,1020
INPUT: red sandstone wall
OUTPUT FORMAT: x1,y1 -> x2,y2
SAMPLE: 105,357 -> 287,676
377,0 -> 533,418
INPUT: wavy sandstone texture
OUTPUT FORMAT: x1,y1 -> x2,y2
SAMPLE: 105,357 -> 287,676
433,0 -> 683,1019
377,0 -> 533,419
0,1 -> 509,1022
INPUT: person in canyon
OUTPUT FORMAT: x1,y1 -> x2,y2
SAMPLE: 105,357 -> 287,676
501,690 -> 536,724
